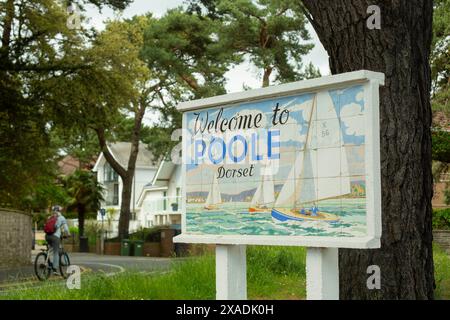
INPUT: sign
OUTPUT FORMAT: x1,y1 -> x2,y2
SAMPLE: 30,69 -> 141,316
100,208 -> 106,217
176,70 -> 384,249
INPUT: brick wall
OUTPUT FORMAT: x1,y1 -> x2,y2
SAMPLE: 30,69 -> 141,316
144,243 -> 160,257
160,228 -> 175,257
104,242 -> 121,255
0,208 -> 32,267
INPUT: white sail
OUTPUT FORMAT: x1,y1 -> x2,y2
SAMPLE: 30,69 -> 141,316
205,173 -> 221,206
313,91 -> 350,200
262,175 -> 275,205
274,153 -> 304,206
275,91 -> 351,208
250,183 -> 262,206
251,172 -> 275,207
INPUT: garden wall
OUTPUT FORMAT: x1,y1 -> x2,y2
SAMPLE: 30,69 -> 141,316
0,208 -> 32,267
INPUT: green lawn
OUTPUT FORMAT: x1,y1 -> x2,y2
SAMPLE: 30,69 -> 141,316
1,245 -> 448,300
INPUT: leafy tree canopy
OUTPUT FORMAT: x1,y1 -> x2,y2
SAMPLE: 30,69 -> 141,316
187,0 -> 320,87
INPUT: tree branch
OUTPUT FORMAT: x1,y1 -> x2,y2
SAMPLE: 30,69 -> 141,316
94,127 -> 127,178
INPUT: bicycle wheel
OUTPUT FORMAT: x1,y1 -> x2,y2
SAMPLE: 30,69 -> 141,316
59,252 -> 71,279
34,252 -> 50,281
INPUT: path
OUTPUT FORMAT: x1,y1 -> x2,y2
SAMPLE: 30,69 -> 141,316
0,250 -> 178,288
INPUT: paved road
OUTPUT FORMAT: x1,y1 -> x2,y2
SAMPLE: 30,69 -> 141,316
0,251 -> 179,286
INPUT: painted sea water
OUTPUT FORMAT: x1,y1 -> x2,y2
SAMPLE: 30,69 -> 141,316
186,198 -> 367,237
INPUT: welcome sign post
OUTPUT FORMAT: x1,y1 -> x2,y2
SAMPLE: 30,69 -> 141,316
174,70 -> 384,300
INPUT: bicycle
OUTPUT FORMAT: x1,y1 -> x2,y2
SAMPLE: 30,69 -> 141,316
34,236 -> 71,281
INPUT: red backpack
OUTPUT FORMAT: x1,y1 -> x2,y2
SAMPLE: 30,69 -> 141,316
44,215 -> 58,235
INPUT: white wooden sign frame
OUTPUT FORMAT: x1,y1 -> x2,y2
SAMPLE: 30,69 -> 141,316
174,70 -> 384,300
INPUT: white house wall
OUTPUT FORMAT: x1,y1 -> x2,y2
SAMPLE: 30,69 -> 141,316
140,190 -> 165,226
168,165 -> 182,197
95,157 -> 157,221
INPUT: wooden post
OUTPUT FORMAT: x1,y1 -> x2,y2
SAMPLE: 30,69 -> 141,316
306,247 -> 339,300
216,245 -> 247,300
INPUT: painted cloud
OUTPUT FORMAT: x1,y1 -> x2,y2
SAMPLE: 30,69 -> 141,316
340,103 -> 365,136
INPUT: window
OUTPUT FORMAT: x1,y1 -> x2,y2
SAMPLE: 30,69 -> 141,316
104,162 -> 118,182
163,191 -> 167,211
113,184 -> 119,205
176,187 -> 181,206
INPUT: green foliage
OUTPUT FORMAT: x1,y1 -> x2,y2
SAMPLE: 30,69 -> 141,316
84,220 -> 102,245
81,0 -> 132,10
65,170 -> 104,237
140,9 -> 239,160
69,226 -> 79,235
433,208 -> 450,230
21,175 -> 70,213
50,128 -> 100,169
0,246 -> 306,300
432,129 -> 450,163
129,227 -> 162,242
189,0 -> 319,87
0,0 -> 133,208
65,170 -> 104,214
2,245 -> 449,300
142,9 -> 235,99
32,212 -> 50,230
434,243 -> 450,299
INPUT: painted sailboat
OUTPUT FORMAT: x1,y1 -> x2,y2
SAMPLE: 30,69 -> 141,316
204,172 -> 222,210
249,166 -> 275,213
271,91 -> 351,223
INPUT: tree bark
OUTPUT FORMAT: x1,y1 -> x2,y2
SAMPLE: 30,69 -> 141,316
95,101 -> 146,240
301,0 -> 434,299
262,66 -> 272,87
1,0 -> 14,60
77,203 -> 85,240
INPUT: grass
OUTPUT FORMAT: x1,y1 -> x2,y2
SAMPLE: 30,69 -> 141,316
0,245 -> 448,300
434,243 -> 450,299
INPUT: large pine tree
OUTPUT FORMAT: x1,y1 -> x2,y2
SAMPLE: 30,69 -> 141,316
301,0 -> 435,299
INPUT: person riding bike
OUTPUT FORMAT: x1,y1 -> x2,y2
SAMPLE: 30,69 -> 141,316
44,205 -> 70,275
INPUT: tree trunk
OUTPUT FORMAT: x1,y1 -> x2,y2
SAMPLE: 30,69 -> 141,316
118,175 -> 132,240
262,67 -> 272,87
77,203 -> 86,240
95,101 -> 145,241
301,0 -> 434,299
1,0 -> 14,61
118,103 -> 145,239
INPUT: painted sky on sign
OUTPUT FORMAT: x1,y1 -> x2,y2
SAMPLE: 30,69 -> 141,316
185,85 -> 365,171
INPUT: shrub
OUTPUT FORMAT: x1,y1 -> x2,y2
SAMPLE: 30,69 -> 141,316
129,227 -> 161,242
433,208 -> 450,230
432,129 -> 450,163
33,212 -> 49,229
69,226 -> 79,235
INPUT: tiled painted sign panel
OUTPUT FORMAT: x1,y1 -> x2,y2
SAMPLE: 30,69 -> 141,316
184,85 -> 370,238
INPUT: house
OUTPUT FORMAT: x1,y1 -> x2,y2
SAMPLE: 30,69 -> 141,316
57,154 -> 97,177
57,155 -> 81,176
92,142 -> 159,235
136,159 -> 182,229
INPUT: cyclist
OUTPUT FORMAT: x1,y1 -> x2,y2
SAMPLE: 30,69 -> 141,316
45,205 -> 70,275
